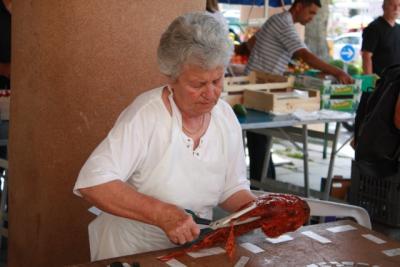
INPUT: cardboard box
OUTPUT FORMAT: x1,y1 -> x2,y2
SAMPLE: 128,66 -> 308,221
321,98 -> 359,111
295,75 -> 362,112
243,88 -> 320,113
321,176 -> 351,201
294,75 -> 362,96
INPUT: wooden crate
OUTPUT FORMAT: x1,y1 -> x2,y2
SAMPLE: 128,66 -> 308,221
223,72 -> 294,93
221,72 -> 294,106
220,92 -> 243,106
243,88 -> 320,113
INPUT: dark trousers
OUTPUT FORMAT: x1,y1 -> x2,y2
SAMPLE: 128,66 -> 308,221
246,131 -> 276,182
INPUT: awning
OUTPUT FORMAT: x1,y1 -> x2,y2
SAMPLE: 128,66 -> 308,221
218,0 -> 292,7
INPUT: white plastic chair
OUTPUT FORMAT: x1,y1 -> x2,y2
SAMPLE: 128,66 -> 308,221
251,190 -> 372,229
303,197 -> 371,229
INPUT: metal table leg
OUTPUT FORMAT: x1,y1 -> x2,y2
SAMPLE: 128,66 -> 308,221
322,122 -> 341,200
242,130 -> 246,153
260,135 -> 273,183
302,125 -> 310,197
323,123 -> 329,159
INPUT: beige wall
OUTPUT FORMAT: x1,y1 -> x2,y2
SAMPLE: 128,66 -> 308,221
8,1 -> 204,266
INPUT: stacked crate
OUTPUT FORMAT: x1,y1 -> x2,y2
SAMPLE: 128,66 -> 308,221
221,72 -> 292,106
294,75 -> 362,112
222,72 -> 320,113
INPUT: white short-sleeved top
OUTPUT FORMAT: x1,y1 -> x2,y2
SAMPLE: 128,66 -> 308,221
73,86 -> 250,203
246,11 -> 307,75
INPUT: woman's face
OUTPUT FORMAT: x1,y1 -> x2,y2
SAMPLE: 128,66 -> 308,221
170,64 -> 224,117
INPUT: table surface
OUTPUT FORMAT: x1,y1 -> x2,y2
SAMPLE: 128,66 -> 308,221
69,220 -> 400,267
238,109 -> 354,130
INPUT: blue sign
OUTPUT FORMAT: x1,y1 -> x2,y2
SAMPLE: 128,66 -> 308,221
340,45 -> 356,62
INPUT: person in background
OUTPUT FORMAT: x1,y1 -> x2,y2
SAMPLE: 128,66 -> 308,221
0,0 -> 10,161
0,0 -> 11,89
354,0 -> 400,147
73,12 -> 256,261
206,0 -> 219,13
206,0 -> 241,45
361,0 -> 400,76
245,0 -> 353,184
246,0 -> 352,83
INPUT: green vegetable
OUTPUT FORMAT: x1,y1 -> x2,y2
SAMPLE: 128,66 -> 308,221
233,104 -> 247,116
347,64 -> 362,76
329,59 -> 344,69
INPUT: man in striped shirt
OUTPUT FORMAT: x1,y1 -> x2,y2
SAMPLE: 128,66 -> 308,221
247,0 -> 351,83
246,0 -> 352,185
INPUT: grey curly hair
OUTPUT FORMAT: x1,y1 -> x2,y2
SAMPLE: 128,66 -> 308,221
157,12 -> 234,80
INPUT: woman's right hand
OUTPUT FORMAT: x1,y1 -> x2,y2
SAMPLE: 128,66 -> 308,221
157,205 -> 200,245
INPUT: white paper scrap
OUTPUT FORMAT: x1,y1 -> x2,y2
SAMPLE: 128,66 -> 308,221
382,248 -> 400,257
234,256 -> 250,267
362,234 -> 386,244
165,259 -> 187,267
265,234 -> 293,244
306,264 -> 319,267
88,206 -> 102,216
341,261 -> 354,266
326,225 -> 356,233
187,247 -> 225,258
239,242 -> 265,253
301,231 -> 331,244
329,261 -> 340,265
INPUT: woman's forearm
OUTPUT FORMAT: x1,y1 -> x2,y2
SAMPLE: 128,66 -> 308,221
79,180 -> 172,225
220,189 -> 256,212
362,51 -> 373,75
79,179 -> 200,244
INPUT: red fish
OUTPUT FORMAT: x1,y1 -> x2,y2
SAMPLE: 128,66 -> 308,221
158,193 -> 310,262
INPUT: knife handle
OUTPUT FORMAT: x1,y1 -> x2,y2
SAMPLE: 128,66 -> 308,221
185,209 -> 212,225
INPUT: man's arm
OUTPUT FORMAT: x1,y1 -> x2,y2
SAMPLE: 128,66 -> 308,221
246,34 -> 256,52
362,51 -> 373,74
294,48 -> 353,84
219,190 -> 256,212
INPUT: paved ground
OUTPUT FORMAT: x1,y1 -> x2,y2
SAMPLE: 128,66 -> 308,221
272,125 -> 354,192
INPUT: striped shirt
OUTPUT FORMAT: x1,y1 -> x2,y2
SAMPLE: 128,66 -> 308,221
246,11 -> 306,75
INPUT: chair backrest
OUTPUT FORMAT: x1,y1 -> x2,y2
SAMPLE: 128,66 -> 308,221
304,197 -> 371,229
251,190 -> 371,229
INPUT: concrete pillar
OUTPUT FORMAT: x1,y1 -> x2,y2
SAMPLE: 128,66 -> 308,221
8,1 -> 204,266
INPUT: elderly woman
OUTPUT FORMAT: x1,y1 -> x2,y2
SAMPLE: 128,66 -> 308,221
73,12 -> 256,261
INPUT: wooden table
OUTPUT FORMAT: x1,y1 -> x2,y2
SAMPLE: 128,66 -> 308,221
69,220 -> 400,267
